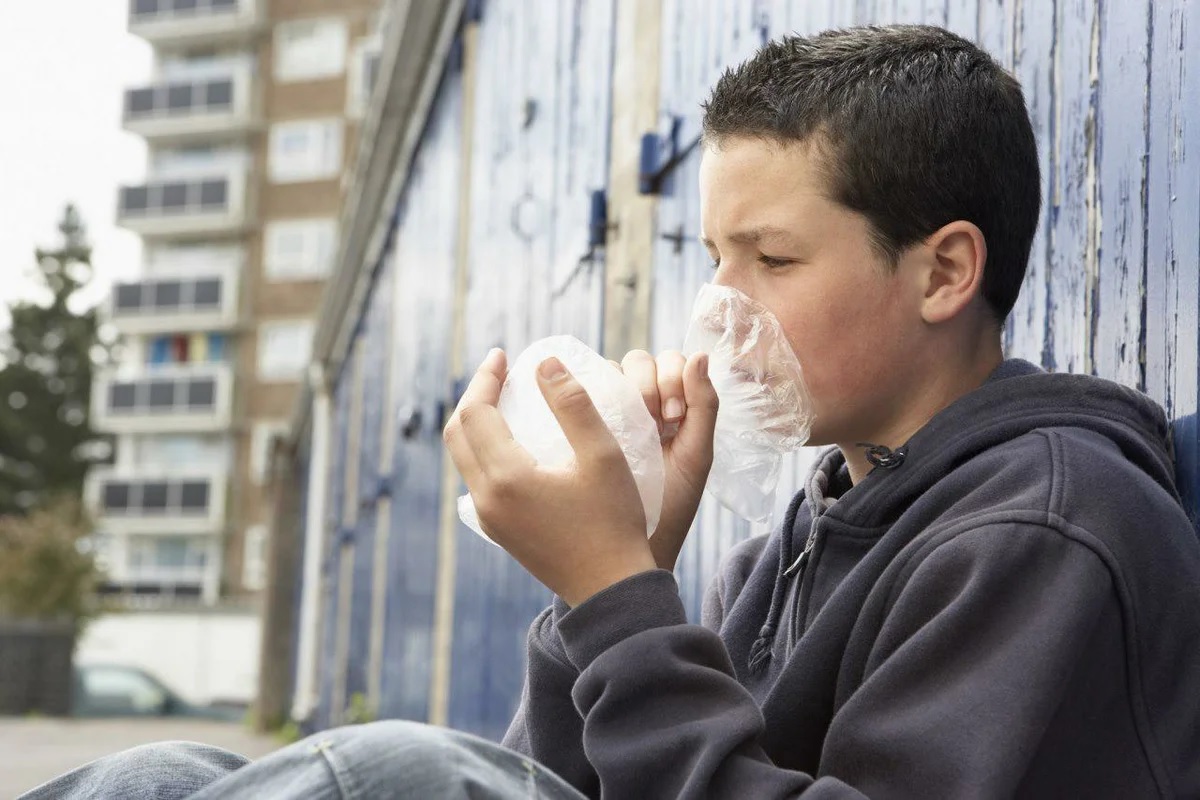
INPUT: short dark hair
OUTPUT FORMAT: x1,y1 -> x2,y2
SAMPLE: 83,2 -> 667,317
702,25 -> 1040,324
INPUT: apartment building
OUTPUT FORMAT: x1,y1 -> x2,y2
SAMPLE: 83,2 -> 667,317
85,0 -> 383,605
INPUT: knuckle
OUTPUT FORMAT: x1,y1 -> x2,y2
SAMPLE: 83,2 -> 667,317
478,471 -> 526,511
657,351 -> 686,381
592,441 -> 629,471
442,419 -> 461,445
457,403 -> 486,428
489,471 -> 523,500
657,348 -> 685,365
622,349 -> 653,368
556,383 -> 595,413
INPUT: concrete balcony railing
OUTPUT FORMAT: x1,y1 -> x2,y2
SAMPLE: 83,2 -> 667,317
116,168 -> 253,239
128,0 -> 265,49
84,469 -> 228,536
108,266 -> 239,335
123,65 -> 258,144
92,363 -> 234,434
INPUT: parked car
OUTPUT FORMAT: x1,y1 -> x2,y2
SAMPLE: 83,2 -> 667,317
72,663 -> 243,721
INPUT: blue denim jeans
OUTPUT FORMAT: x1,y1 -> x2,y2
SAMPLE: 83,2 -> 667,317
18,720 -> 588,799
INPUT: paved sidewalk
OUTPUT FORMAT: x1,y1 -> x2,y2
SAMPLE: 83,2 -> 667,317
0,717 -> 281,797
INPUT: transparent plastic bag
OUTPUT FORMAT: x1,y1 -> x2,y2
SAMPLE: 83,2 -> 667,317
683,283 -> 814,523
458,335 -> 665,544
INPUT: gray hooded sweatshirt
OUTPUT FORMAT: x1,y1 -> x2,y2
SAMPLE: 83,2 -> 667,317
503,359 -> 1200,798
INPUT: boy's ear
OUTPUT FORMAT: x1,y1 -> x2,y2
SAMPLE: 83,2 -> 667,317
919,220 -> 988,325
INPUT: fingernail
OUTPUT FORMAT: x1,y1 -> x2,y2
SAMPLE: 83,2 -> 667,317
664,398 -> 684,420
539,357 -> 567,381
697,353 -> 710,378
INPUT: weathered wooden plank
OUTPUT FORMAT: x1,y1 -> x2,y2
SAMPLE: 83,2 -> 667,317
976,0 -> 1013,70
1145,0 -> 1200,524
1044,0 -> 1098,375
1006,0 -> 1053,364
1092,0 -> 1151,387
943,0 -> 976,41
895,0 -> 926,25
371,73 -> 463,725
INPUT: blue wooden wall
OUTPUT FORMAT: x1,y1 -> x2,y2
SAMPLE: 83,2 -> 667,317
375,69 -> 463,726
451,0 -> 615,741
297,0 -> 1200,737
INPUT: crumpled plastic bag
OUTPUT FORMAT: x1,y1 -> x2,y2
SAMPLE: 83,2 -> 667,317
458,335 -> 665,544
683,283 -> 814,523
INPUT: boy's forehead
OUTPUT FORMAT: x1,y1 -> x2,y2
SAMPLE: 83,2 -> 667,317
698,225 -> 796,249
699,142 -> 834,244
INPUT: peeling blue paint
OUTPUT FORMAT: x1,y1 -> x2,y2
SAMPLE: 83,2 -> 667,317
299,0 -> 1200,740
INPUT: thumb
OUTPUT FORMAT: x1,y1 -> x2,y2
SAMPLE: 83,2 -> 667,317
536,357 -> 616,462
678,352 -> 719,449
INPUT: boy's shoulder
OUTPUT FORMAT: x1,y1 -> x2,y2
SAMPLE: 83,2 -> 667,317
934,423 -> 1194,565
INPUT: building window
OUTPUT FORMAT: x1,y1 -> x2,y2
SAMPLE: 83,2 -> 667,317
106,375 -> 221,414
127,535 -> 209,583
268,120 -> 343,183
274,18 -> 347,82
136,434 -> 229,471
257,320 -> 313,381
113,277 -> 224,316
99,478 -> 212,518
250,420 -> 290,484
119,177 -> 229,217
264,218 -> 337,279
243,525 -> 268,591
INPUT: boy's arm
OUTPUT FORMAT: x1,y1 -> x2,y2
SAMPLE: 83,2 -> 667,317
501,598 -> 599,798
559,523 -> 1113,798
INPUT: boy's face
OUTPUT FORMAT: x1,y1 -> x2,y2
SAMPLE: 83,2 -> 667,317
698,136 -> 928,447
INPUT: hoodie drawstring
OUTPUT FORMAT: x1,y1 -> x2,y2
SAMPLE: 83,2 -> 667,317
747,490 -> 806,675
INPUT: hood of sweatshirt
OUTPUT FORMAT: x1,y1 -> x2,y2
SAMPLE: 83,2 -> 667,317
746,357 -> 1182,673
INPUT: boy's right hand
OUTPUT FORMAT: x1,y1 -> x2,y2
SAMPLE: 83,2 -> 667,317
612,350 -> 719,572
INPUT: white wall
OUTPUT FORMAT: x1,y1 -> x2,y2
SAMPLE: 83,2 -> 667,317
77,611 -> 260,706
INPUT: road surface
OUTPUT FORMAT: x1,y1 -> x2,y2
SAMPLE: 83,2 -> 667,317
0,717 -> 281,797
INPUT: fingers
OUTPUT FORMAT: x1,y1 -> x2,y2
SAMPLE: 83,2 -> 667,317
445,348 -> 528,486
656,350 -> 686,423
536,357 -> 622,465
443,412 -> 485,487
679,352 -> 719,436
621,350 -> 661,429
459,348 -> 507,410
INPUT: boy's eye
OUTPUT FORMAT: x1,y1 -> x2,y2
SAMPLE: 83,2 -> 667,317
708,258 -> 721,271
758,255 -> 793,269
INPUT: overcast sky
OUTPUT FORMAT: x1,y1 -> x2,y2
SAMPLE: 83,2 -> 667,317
0,1 -> 151,320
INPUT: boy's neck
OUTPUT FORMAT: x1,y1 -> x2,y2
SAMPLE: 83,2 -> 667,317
840,344 -> 1004,485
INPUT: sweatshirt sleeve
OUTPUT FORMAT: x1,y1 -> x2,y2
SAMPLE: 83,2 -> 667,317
556,523 -> 1112,798
501,597 -> 599,798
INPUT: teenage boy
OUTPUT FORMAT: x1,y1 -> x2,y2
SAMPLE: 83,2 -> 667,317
22,23 -> 1200,800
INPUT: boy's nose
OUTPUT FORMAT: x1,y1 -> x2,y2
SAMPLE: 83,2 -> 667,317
710,263 -> 751,298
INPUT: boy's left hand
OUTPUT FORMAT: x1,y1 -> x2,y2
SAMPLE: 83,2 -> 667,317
443,348 -> 658,607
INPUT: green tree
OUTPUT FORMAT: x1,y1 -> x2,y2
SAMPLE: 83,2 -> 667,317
0,497 -> 99,621
0,205 -> 111,516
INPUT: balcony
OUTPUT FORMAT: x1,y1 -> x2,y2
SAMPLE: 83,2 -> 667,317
117,170 -> 252,239
123,66 -> 258,145
84,470 -> 227,536
93,364 -> 234,434
128,0 -> 265,49
109,268 -> 239,335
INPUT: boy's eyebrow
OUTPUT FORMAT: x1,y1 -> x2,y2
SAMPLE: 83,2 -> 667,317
698,226 -> 796,248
